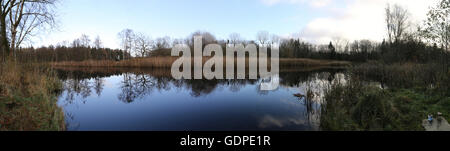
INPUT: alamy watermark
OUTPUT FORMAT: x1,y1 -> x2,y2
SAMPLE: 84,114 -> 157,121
171,36 -> 279,90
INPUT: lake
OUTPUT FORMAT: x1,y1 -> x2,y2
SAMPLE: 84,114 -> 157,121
55,67 -> 347,131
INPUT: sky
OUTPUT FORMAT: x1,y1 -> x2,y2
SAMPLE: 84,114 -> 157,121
33,0 -> 438,49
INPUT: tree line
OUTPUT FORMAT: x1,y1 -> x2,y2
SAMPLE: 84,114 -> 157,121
15,46 -> 129,63
1,0 -> 449,65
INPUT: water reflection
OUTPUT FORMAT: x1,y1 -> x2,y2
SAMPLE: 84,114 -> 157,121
119,74 -> 156,103
55,67 -> 347,131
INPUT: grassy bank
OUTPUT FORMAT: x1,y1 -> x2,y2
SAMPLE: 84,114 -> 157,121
51,57 -> 351,69
320,62 -> 450,131
0,62 -> 65,131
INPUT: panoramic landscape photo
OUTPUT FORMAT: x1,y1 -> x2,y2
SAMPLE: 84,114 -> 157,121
0,0 -> 449,131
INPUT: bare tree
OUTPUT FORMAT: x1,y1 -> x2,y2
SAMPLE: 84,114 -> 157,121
79,34 -> 90,47
332,36 -> 348,52
118,28 -> 134,59
1,0 -> 58,58
188,31 -> 216,46
56,40 -> 68,48
78,34 -> 91,59
71,38 -> 81,48
154,36 -> 171,50
228,32 -> 242,44
172,38 -> 184,46
385,3 -> 410,44
134,32 -> 153,57
257,31 -> 269,45
94,35 -> 102,49
186,31 -> 217,46
271,34 -> 280,45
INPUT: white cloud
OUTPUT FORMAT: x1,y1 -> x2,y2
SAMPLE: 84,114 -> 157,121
261,0 -> 333,8
290,0 -> 438,44
309,0 -> 333,7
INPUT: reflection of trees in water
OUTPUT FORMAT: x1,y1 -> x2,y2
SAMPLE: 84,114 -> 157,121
188,80 -> 219,97
118,74 -> 137,103
59,74 -> 106,130
64,112 -> 80,131
62,78 -> 94,105
117,75 -> 260,101
56,67 -> 352,130
295,90 -> 321,129
286,70 -> 347,103
57,68 -> 112,104
227,79 -> 258,92
229,80 -> 245,92
94,77 -> 104,96
292,71 -> 348,129
279,68 -> 345,87
118,73 -> 156,103
57,68 -> 347,104
153,76 -> 172,91
56,68 -> 123,81
258,71 -> 348,130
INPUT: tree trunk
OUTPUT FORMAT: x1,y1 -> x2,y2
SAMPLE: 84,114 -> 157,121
10,29 -> 16,52
0,14 -> 10,58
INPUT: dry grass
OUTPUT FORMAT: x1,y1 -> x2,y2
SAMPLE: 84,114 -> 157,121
52,57 -> 179,68
0,62 -> 65,131
51,57 -> 351,69
279,58 -> 351,67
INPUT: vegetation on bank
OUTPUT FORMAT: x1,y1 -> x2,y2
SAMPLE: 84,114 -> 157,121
320,63 -> 450,131
0,62 -> 65,131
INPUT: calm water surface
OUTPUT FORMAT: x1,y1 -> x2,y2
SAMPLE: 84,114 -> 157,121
56,68 -> 346,131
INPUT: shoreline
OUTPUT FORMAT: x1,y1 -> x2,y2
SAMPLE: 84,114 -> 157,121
50,57 -> 352,69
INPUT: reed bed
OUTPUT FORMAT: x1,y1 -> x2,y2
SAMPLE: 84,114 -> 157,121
51,57 -> 351,69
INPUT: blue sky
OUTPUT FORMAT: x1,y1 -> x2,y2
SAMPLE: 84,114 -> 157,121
35,0 -> 435,49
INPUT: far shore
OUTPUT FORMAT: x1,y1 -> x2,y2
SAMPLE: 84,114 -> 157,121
50,57 -> 351,69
